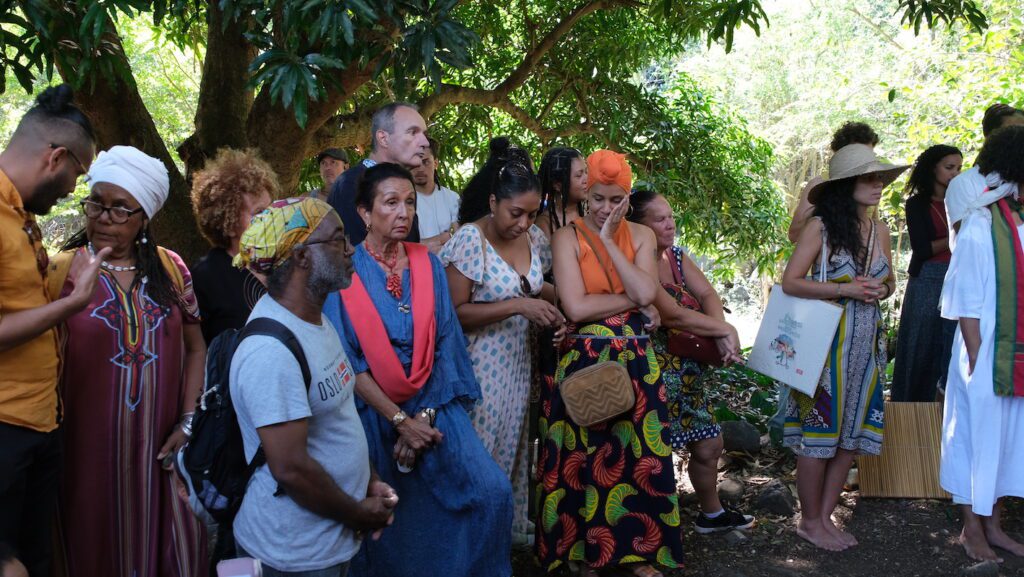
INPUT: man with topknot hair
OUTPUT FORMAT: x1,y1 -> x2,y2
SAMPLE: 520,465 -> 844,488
0,84 -> 108,577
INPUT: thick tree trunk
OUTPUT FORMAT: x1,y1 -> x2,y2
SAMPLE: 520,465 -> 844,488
56,34 -> 207,263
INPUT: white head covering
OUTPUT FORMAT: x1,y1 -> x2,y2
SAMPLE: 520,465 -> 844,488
946,168 -> 1020,227
87,146 -> 170,218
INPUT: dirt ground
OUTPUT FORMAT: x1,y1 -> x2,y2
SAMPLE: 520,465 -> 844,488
513,449 -> 1024,577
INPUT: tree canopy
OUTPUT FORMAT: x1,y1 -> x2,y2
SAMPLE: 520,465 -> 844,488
0,0 -> 991,267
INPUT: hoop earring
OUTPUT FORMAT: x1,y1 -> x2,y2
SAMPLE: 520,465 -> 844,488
581,199 -> 589,215
626,204 -> 634,217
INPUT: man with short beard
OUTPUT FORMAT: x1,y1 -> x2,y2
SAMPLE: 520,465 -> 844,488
230,198 -> 397,576
0,84 -> 108,577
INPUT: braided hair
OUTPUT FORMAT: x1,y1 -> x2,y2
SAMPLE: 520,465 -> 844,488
538,147 -> 585,231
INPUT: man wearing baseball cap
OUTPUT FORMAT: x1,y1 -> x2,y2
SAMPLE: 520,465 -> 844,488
309,148 -> 349,200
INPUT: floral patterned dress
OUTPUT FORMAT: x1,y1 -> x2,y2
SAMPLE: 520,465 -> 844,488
651,246 -> 721,448
440,223 -> 550,537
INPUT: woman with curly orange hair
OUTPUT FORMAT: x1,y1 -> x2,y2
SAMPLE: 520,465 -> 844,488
190,148 -> 277,343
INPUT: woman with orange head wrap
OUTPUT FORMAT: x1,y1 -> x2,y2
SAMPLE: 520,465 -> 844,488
535,150 -> 683,577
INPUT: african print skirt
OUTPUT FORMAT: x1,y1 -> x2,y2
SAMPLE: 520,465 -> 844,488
534,311 -> 683,572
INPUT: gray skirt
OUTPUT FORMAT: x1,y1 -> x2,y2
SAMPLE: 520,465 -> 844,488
890,261 -> 956,401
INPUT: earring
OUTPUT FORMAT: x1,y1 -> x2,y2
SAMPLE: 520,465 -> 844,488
582,199 -> 589,215
626,204 -> 634,217
140,230 -> 148,244
365,222 -> 372,233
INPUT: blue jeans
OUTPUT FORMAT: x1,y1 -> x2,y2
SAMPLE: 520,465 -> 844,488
235,545 -> 350,577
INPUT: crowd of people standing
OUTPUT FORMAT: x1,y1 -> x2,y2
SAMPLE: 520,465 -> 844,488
1,83 -> 1023,577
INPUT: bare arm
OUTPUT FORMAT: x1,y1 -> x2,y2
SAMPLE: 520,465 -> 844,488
652,288 -> 732,337
599,205 -> 659,306
552,226 -> 636,323
421,231 -> 453,254
181,323 -> 206,412
960,317 -> 981,375
678,252 -> 726,321
446,264 -> 529,331
876,219 -> 896,299
258,419 -> 394,530
0,247 -> 109,352
787,178 -> 819,243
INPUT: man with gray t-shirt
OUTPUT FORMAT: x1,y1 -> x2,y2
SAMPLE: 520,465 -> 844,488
231,198 -> 397,577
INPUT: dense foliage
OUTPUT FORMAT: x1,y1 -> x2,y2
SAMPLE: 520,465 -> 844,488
0,0 -> 991,264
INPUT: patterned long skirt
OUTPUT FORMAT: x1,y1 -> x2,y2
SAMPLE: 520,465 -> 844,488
534,311 -> 683,572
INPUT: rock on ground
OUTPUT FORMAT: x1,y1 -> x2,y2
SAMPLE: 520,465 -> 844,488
720,420 -> 761,455
755,478 -> 797,517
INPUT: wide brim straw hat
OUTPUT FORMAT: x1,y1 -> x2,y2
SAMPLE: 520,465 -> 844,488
807,143 -> 910,204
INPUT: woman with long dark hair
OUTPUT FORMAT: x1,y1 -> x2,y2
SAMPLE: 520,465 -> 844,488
891,145 -> 962,401
781,144 -> 905,552
442,144 -> 564,547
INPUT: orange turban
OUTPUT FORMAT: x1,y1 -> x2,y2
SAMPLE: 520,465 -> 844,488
586,150 -> 632,193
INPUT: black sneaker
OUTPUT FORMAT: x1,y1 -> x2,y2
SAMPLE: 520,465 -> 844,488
694,506 -> 756,534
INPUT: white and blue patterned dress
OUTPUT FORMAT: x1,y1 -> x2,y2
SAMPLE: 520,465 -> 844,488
441,223 -> 550,537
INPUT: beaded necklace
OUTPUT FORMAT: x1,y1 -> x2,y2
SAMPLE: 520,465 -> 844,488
88,242 -> 138,272
365,241 -> 403,299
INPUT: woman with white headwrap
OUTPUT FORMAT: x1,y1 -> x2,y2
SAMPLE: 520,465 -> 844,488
46,146 -> 208,577
940,125 -> 1024,562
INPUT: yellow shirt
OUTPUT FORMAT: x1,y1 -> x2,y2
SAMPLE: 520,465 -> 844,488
0,169 -> 60,432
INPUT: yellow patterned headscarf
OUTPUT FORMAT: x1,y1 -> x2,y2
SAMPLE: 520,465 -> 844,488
233,197 -> 334,273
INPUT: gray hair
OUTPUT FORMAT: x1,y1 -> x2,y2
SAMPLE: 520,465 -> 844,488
370,102 -> 419,151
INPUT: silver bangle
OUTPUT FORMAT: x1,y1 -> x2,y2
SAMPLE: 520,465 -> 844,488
180,411 -> 195,438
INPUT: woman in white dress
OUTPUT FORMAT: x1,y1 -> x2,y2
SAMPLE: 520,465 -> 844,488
940,125 -> 1024,562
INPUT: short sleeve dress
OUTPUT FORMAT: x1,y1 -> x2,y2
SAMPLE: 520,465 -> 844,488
440,223 -> 550,537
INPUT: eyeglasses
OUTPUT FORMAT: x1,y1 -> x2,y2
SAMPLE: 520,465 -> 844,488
49,143 -> 87,174
22,219 -> 49,275
81,200 -> 146,224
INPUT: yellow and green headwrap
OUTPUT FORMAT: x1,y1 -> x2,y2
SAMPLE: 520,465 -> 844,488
233,197 -> 334,274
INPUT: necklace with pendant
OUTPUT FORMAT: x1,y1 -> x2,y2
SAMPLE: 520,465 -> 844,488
365,241 -> 402,299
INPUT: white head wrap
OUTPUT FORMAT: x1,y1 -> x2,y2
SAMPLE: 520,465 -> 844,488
946,168 -> 1020,227
87,146 -> 170,218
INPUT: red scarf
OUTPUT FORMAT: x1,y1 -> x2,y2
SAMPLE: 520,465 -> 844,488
340,243 -> 437,403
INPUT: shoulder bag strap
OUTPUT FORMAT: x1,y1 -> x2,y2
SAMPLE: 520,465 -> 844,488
862,219 -> 877,277
818,219 -> 829,283
571,222 -> 615,288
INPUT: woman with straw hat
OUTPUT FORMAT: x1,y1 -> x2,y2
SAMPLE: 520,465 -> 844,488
780,143 -> 907,552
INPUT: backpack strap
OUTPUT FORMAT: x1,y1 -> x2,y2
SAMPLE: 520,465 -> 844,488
236,317 -> 313,495
238,317 -> 312,389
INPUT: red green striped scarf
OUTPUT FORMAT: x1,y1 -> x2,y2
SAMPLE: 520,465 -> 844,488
990,197 -> 1024,397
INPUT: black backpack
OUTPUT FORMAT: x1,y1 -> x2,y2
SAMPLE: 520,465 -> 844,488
176,317 -> 311,528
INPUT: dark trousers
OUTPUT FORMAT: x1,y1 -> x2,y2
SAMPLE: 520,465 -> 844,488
0,422 -> 62,577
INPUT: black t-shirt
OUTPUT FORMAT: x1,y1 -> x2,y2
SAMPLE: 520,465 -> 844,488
326,160 -> 421,245
192,248 -> 262,344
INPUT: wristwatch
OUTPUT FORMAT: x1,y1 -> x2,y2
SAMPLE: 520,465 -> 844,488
391,409 -> 409,428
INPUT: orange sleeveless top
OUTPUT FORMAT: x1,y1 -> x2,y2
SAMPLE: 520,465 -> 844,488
573,217 -> 636,295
